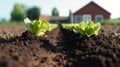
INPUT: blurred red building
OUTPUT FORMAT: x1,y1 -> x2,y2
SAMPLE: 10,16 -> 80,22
40,1 -> 111,23
73,1 -> 111,22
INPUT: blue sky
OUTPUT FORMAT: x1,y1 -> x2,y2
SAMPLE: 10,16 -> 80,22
0,0 -> 120,20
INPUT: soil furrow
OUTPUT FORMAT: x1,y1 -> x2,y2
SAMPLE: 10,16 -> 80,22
0,25 -> 120,67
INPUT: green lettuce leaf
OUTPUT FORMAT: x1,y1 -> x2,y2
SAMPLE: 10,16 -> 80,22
62,21 -> 101,37
24,18 -> 49,36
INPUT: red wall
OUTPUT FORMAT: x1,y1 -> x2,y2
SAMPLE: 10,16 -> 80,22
74,2 -> 111,21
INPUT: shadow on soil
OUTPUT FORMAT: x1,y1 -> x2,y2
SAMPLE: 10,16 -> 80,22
0,38 -> 8,43
41,26 -> 120,67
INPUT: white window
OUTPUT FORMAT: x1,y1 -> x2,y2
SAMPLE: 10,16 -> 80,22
95,15 -> 103,22
83,14 -> 92,22
74,15 -> 82,22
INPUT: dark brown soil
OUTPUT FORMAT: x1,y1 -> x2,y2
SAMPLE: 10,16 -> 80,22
0,26 -> 120,67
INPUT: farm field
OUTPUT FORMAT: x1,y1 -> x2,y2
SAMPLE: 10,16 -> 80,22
0,24 -> 120,67
0,25 -> 26,39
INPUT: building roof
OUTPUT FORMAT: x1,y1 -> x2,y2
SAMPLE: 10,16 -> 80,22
50,16 -> 68,20
40,16 -> 68,22
73,1 -> 111,15
39,16 -> 51,21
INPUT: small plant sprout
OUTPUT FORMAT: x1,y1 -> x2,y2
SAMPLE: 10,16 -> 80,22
73,21 -> 101,37
62,21 -> 101,37
62,23 -> 79,31
24,18 -> 49,36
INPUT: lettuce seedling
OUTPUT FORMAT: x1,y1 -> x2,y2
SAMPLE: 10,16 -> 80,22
73,21 -> 101,37
48,24 -> 58,31
24,18 -> 49,36
62,24 -> 79,31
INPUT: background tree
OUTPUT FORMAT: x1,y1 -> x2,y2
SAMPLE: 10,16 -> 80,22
11,3 -> 24,22
52,7 -> 59,16
26,6 -> 40,20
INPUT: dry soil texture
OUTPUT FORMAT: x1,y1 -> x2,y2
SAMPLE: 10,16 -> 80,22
0,25 -> 120,67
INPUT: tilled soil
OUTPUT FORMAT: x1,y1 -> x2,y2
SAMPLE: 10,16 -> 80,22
0,25 -> 120,67
0,25 -> 26,39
